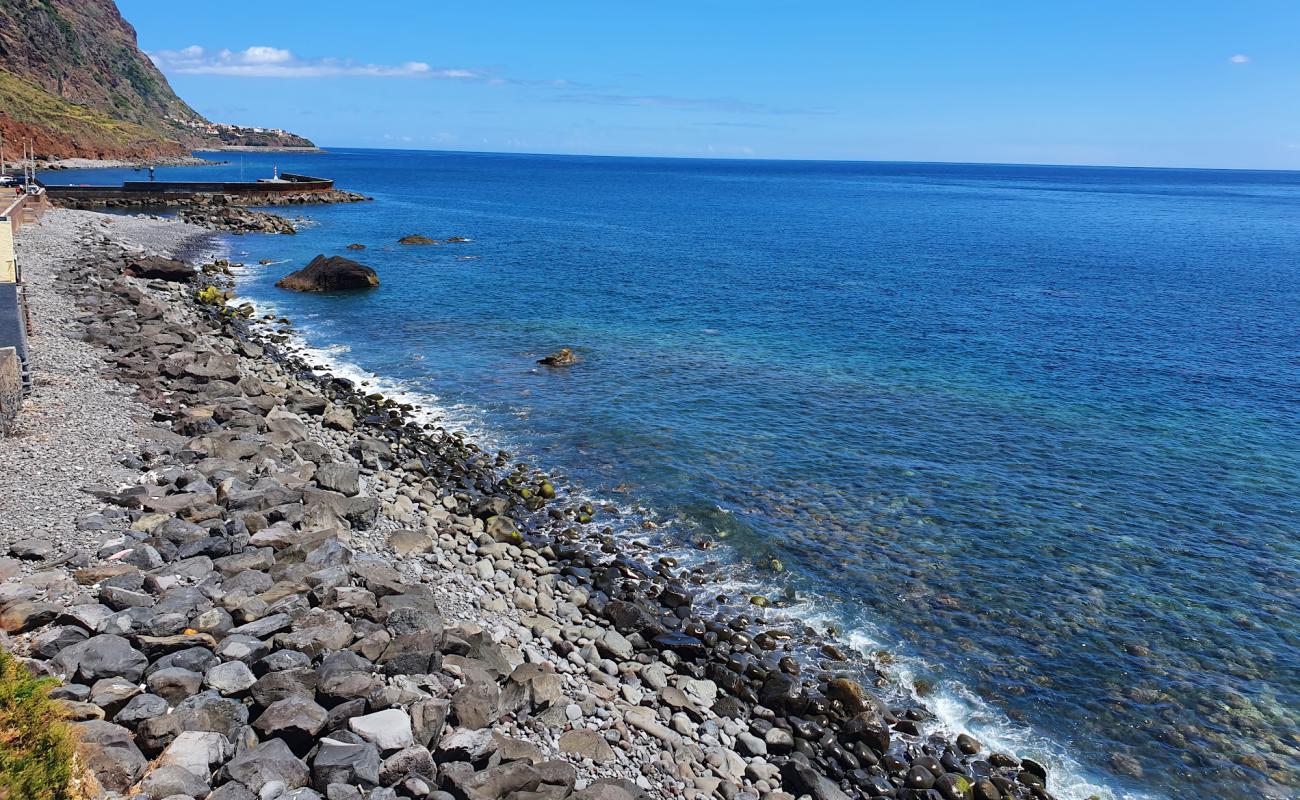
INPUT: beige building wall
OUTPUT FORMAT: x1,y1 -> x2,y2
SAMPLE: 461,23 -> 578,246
0,221 -> 15,283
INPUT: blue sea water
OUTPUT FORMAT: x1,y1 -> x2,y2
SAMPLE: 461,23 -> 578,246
47,151 -> 1300,800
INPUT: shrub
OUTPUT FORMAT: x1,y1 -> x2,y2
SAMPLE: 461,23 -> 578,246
0,650 -> 75,800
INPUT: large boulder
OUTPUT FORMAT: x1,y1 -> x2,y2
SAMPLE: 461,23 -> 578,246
349,708 -> 414,751
75,720 -> 148,792
276,255 -> 379,292
223,738 -> 310,791
52,634 -> 149,683
124,255 -> 196,282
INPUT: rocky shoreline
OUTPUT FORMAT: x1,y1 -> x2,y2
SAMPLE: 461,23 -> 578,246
177,206 -> 300,236
0,209 -> 1066,800
35,156 -> 225,170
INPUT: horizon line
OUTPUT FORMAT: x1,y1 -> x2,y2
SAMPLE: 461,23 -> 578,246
193,145 -> 1300,175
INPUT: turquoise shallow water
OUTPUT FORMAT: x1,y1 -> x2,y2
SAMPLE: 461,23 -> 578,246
46,151 -> 1300,799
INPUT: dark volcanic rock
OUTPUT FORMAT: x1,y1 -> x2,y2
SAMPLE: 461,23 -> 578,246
75,720 -> 149,792
124,255 -> 196,282
52,634 -> 149,683
276,255 -> 379,292
223,738 -> 309,791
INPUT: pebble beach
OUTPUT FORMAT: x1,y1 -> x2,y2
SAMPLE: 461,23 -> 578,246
1,207 -> 1079,800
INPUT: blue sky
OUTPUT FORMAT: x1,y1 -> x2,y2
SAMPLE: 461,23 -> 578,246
121,1 -> 1298,168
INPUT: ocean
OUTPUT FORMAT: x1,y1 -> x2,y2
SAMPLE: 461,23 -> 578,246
45,150 -> 1300,800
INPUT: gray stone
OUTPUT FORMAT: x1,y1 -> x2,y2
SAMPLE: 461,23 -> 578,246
75,720 -> 148,792
52,634 -> 149,682
100,585 -> 157,610
736,731 -> 768,757
205,660 -> 257,695
558,729 -> 615,764
349,708 -> 414,751
315,463 -> 360,497
139,764 -> 210,798
447,761 -> 545,800
387,529 -> 431,556
254,694 -> 328,753
312,737 -> 381,790
572,778 -> 648,800
158,730 -> 232,780
597,630 -> 634,661
379,745 -> 435,784
208,783 -> 258,800
148,667 -> 204,705
9,537 -> 54,560
451,673 -> 500,730
779,756 -> 850,800
88,677 -> 142,715
31,625 -> 90,659
436,727 -> 496,762
224,738 -> 309,791
115,693 -> 169,727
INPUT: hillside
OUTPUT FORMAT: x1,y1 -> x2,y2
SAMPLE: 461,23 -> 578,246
0,71 -> 186,160
0,0 -> 314,160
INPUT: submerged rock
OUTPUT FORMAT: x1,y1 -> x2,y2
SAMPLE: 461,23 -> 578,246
538,348 -> 578,367
276,255 -> 379,292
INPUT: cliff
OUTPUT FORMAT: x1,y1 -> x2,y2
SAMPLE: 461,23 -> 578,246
0,0 -> 314,160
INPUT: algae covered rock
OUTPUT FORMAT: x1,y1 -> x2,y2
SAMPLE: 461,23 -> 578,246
538,348 -> 578,367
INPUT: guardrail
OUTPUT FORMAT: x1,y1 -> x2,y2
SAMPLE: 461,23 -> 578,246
0,187 -> 39,435
1,188 -> 47,281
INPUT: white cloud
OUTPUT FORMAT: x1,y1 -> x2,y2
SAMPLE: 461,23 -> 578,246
1228,54 -> 1250,64
240,46 -> 292,65
148,44 -> 821,117
149,45 -> 476,79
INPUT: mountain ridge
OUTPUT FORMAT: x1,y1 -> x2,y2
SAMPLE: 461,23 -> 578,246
0,0 -> 314,160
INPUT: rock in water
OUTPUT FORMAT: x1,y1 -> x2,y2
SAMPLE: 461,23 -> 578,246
538,348 -> 578,367
346,243 -> 367,250
398,234 -> 438,245
275,255 -> 379,292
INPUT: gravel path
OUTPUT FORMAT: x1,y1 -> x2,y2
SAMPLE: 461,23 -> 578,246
0,209 -> 212,557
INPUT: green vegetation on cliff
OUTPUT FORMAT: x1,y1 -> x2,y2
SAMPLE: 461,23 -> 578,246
0,71 -> 179,158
